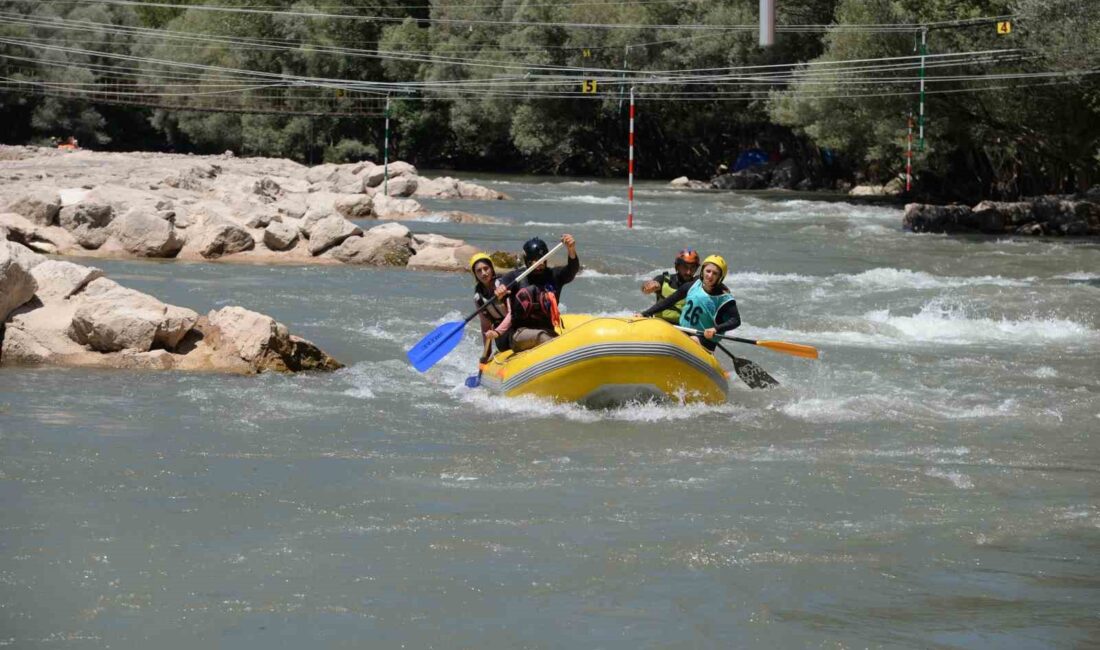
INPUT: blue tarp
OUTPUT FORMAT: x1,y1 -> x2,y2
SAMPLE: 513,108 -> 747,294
733,148 -> 769,172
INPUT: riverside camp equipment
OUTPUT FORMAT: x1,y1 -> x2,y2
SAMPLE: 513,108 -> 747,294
475,315 -> 731,407
407,242 -> 566,373
674,326 -> 819,359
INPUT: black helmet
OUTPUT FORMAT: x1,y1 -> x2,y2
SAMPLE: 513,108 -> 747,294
522,237 -> 550,263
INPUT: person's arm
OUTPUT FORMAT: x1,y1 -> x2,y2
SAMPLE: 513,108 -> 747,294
714,300 -> 741,333
493,294 -> 512,336
477,300 -> 494,337
640,280 -> 692,317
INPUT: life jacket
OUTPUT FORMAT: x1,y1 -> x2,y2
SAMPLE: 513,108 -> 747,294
512,284 -> 561,331
679,280 -> 734,330
474,283 -> 508,326
655,272 -> 689,323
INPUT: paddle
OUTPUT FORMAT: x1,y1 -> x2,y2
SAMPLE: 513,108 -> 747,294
673,326 -> 819,360
714,342 -> 779,389
408,241 -> 566,372
465,339 -> 493,388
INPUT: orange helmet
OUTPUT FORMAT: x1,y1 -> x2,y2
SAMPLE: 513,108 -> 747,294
675,248 -> 700,267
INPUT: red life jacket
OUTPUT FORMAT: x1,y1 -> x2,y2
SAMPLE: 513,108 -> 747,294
512,284 -> 561,330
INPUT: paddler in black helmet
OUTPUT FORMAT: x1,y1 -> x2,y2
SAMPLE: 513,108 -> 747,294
498,233 -> 579,352
469,252 -> 512,354
640,248 -> 700,324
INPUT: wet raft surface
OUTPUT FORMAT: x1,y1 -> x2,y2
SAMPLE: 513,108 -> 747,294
1,178 -> 1098,648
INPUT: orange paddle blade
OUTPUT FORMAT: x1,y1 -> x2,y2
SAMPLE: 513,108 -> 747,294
756,340 -> 819,359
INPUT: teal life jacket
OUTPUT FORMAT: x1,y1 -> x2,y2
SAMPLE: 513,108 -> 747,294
679,280 -> 734,330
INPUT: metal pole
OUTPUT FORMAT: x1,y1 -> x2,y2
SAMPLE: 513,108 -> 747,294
628,86 -> 635,229
759,0 -> 775,47
918,28 -> 927,150
906,111 -> 913,192
383,95 -> 391,195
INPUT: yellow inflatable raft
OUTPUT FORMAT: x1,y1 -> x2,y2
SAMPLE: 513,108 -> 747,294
478,315 -> 729,407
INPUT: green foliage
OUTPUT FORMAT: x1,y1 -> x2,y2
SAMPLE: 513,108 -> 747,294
0,0 -> 1096,198
324,138 -> 378,163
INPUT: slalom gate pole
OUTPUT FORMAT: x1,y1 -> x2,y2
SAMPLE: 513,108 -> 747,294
906,112 -> 913,192
918,28 -> 927,150
383,95 -> 390,195
628,85 -> 635,229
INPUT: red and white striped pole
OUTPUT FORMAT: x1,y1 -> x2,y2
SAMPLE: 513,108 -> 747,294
627,85 -> 635,229
905,111 -> 913,193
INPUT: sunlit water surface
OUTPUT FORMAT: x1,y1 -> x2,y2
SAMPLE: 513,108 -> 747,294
2,178 -> 1098,648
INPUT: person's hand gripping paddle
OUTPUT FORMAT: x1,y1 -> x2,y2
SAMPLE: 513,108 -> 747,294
407,242 -> 565,373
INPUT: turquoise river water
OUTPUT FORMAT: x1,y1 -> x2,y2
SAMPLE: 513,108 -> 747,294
1,177 -> 1099,648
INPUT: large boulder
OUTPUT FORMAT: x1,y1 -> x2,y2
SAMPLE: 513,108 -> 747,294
4,188 -> 61,226
110,208 -> 185,257
185,220 -> 255,259
371,194 -> 424,219
29,260 -> 103,303
307,216 -> 362,255
69,278 -> 198,352
326,223 -> 411,266
406,241 -> 479,272
333,194 -> 373,220
382,175 -> 418,198
363,161 -> 417,188
197,306 -> 342,373
769,159 -> 803,189
711,169 -> 768,190
0,212 -> 74,256
902,204 -> 975,233
0,242 -> 37,323
668,176 -> 709,190
58,202 -> 115,249
262,220 -> 299,251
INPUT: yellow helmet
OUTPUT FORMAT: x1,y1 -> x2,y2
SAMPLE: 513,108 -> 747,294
701,254 -> 727,281
468,252 -> 493,273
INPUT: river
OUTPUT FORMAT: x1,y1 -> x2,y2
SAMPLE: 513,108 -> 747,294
2,177 -> 1098,648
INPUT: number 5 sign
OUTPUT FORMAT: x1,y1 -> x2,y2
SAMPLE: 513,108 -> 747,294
581,80 -> 598,94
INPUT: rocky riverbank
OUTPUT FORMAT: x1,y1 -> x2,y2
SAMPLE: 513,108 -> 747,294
902,194 -> 1100,236
1,240 -> 340,373
0,146 -> 513,272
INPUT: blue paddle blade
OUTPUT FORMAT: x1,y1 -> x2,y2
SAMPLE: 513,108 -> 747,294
464,373 -> 481,388
407,320 -> 466,372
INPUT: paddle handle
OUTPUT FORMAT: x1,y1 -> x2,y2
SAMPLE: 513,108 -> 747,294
462,241 -> 566,325
673,325 -> 819,359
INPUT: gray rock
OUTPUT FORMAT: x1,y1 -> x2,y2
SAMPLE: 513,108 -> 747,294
59,202 -> 114,249
263,220 -> 299,251
70,277 -> 198,352
189,221 -> 255,258
110,208 -> 185,257
307,216 -> 362,255
333,194 -> 373,220
326,227 -> 410,266
383,175 -> 418,198
251,177 -> 282,201
5,188 -> 61,226
902,204 -> 975,233
29,260 -> 103,303
0,242 -> 37,323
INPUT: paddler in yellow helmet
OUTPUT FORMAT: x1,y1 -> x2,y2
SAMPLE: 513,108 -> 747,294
469,252 -> 512,354
637,254 -> 740,352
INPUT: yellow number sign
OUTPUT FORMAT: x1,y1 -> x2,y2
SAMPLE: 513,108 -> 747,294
581,80 -> 598,94
996,21 -> 1012,34
582,48 -> 591,58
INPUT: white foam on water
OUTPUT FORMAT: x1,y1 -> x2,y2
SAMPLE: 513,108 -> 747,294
458,388 -> 747,423
533,194 -> 623,205
925,468 -> 974,489
1054,271 -> 1100,281
778,392 -> 1019,423
577,269 -> 630,278
842,268 -> 1033,290
1029,366 -> 1058,378
863,301 -> 1097,347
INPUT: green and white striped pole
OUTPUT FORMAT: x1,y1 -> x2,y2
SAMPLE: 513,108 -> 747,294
383,95 -> 390,196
